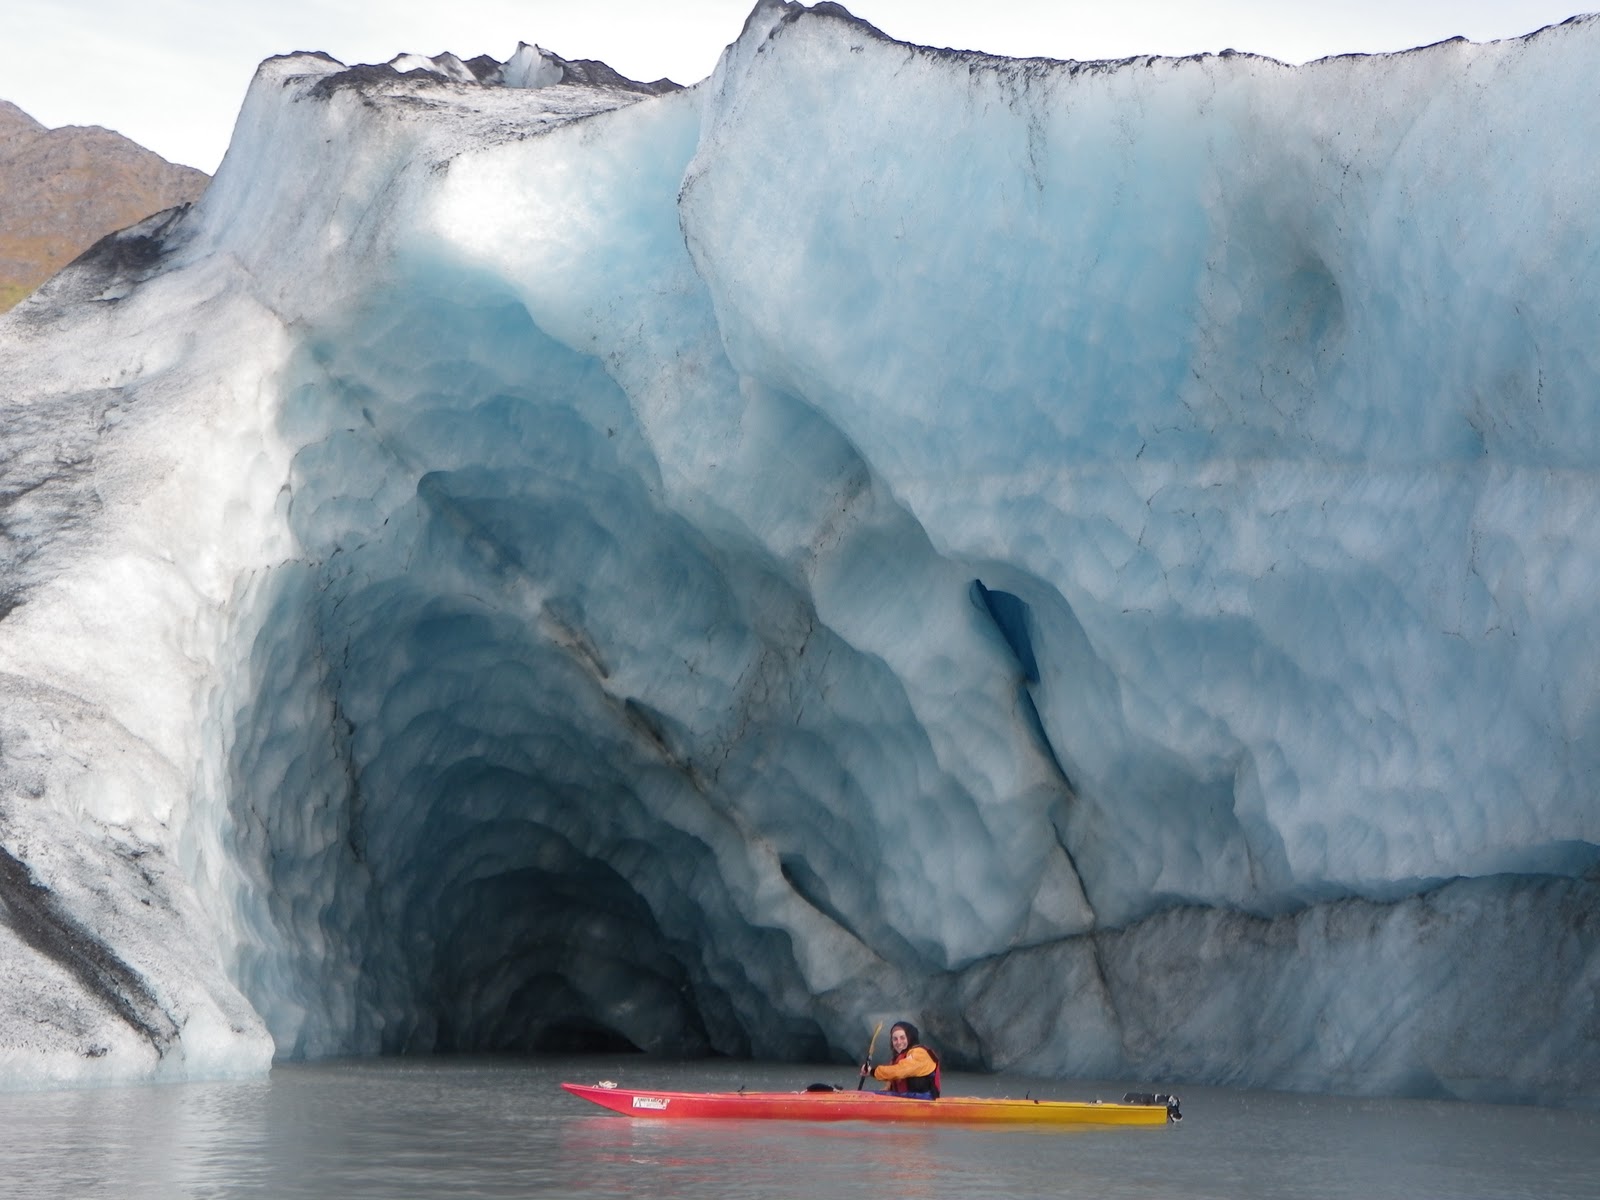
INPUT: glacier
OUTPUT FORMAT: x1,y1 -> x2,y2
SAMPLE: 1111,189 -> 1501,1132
0,0 -> 1597,1105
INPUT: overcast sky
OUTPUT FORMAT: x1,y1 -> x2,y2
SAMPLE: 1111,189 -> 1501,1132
3,0 -> 1588,173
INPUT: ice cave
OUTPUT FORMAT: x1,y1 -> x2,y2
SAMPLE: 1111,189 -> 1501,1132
0,0 -> 1596,1106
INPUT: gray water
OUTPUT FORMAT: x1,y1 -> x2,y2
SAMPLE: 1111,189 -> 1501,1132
1,1057 -> 1596,1199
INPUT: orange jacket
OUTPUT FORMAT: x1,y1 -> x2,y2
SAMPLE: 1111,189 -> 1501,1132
871,1045 -> 938,1085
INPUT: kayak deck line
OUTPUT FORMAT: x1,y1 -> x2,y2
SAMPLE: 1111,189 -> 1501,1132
561,1081 -> 1181,1126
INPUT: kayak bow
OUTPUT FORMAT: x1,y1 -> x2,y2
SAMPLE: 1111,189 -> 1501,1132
561,1081 -> 1180,1127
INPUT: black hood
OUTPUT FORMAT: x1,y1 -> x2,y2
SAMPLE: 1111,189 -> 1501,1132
892,1020 -> 921,1047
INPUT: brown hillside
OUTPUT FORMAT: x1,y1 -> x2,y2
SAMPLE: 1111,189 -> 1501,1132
0,100 -> 210,312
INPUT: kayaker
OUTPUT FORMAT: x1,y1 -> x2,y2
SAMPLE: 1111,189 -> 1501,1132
860,1020 -> 941,1098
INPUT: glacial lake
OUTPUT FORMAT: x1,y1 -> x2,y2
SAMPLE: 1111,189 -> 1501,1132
2,1056 -> 1596,1198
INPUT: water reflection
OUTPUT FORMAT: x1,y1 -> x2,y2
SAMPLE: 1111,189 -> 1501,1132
560,1115 -> 956,1194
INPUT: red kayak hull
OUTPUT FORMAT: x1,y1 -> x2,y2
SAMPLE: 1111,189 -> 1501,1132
561,1082 -> 1177,1126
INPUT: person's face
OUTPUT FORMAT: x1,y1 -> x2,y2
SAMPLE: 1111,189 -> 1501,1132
890,1027 -> 909,1053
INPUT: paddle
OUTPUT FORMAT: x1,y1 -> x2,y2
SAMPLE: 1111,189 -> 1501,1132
855,1021 -> 884,1090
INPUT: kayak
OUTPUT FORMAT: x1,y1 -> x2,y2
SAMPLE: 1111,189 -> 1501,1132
561,1081 -> 1181,1127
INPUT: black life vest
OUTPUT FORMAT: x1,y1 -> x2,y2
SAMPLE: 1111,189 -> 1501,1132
887,1045 -> 941,1098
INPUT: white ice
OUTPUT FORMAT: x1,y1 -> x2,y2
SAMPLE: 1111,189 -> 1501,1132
0,2 -> 1595,1105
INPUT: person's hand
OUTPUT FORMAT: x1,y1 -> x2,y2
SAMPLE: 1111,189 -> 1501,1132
859,1061 -> 873,1076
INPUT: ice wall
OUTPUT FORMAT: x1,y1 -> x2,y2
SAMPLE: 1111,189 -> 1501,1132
0,3 -> 1595,1104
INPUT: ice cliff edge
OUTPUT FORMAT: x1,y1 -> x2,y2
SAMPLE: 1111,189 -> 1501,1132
0,2 -> 1596,1103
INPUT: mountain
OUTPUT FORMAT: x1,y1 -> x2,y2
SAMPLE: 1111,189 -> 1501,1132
0,100 -> 209,312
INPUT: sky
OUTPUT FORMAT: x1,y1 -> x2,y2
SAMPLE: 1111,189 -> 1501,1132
2,0 -> 1589,173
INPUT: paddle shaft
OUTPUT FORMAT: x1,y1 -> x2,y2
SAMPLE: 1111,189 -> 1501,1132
856,1021 -> 884,1090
